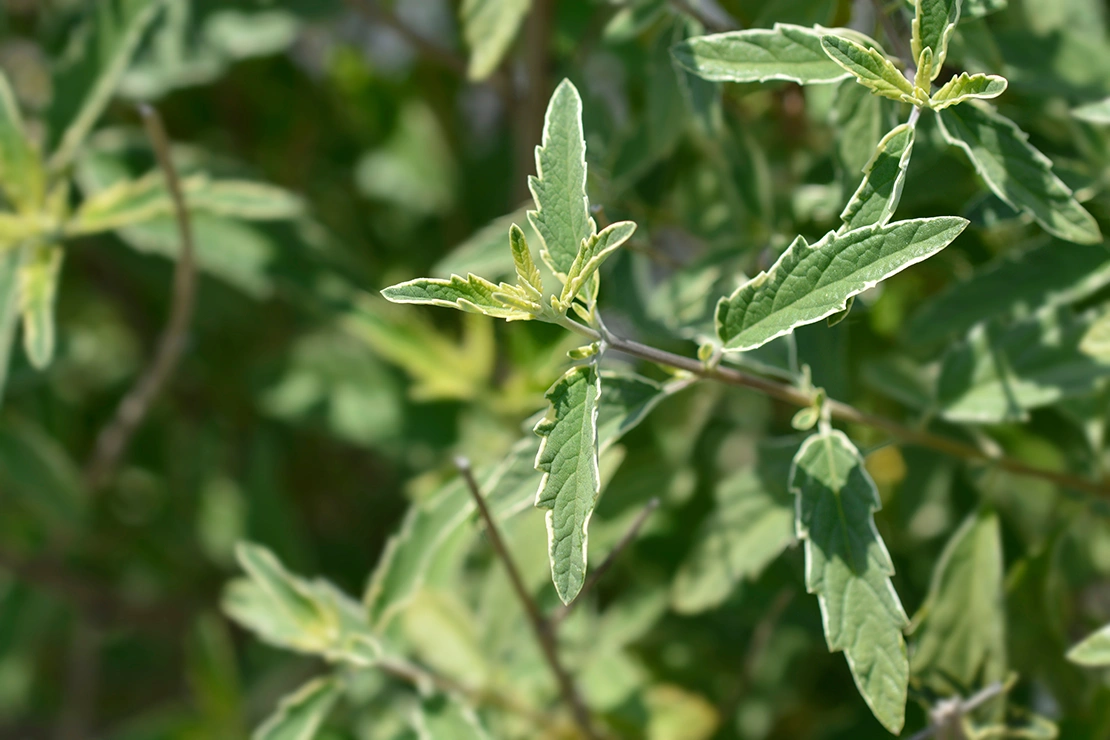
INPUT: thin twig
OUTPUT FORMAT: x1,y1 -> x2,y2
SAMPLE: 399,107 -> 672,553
454,457 -> 601,740
549,317 -> 1110,499
552,498 -> 660,626
83,105 -> 197,491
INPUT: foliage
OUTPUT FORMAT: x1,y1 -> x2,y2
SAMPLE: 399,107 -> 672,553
2,0 -> 1110,739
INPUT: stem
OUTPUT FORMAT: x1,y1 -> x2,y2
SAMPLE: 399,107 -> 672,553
454,458 -> 600,739
551,317 -> 1110,498
552,498 -> 660,626
84,105 -> 197,492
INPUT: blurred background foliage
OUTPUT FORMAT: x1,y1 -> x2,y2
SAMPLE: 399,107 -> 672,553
0,0 -> 1108,738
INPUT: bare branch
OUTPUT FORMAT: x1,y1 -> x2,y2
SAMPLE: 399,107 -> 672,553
454,457 -> 601,739
83,105 -> 197,492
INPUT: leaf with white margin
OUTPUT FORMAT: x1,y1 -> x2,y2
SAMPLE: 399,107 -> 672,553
1072,97 -> 1110,125
789,429 -> 909,734
253,676 -> 341,740
912,0 -> 961,81
381,273 -> 535,321
560,220 -> 636,307
936,308 -> 1110,422
716,217 -> 968,352
671,23 -> 852,85
527,79 -> 596,278
411,693 -> 491,740
930,73 -> 1008,111
1067,623 -> 1110,667
820,35 -> 920,105
509,223 -> 543,299
938,103 -> 1102,245
19,243 -> 63,369
910,510 -> 1007,696
534,363 -> 602,604
840,123 -> 916,232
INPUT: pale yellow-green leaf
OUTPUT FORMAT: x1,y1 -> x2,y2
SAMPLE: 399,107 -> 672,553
509,222 -> 542,299
381,273 -> 536,321
912,0 -> 961,81
18,243 -> 63,369
559,220 -> 636,308
930,72 -> 1008,111
460,0 -> 531,81
253,676 -> 340,740
0,68 -> 44,212
1066,623 -> 1110,667
820,35 -> 921,104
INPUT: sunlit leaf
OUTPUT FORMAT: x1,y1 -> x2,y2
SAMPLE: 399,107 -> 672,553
671,24 -> 852,85
534,364 -> 602,604
253,676 -> 340,740
938,103 -> 1102,244
912,0 -> 961,81
559,221 -> 636,308
1067,623 -> 1110,667
528,79 -> 596,278
716,217 -> 968,352
790,429 -> 909,734
0,68 -> 43,211
18,243 -> 63,369
459,0 -> 531,81
936,308 -> 1110,422
381,274 -> 536,321
820,35 -> 921,104
411,693 -> 491,740
930,73 -> 1008,110
840,123 -> 915,231
1072,97 -> 1110,125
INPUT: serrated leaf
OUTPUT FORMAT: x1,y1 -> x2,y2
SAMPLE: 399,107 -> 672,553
1066,623 -> 1110,667
534,364 -> 602,604
559,220 -> 636,307
671,459 -> 794,614
930,73 -> 1008,110
460,0 -> 531,82
0,247 -> 24,405
48,0 -> 166,174
905,240 -> 1110,347
253,676 -> 340,740
820,35 -> 920,104
18,243 -> 63,369
365,373 -> 672,626
841,123 -> 916,231
936,309 -> 1110,422
913,0 -> 961,80
1072,97 -> 1110,125
911,511 -> 1007,697
411,694 -> 491,740
717,217 -> 968,352
789,429 -> 909,734
671,24 -> 852,85
381,274 -> 536,321
937,103 -> 1102,245
509,223 -> 542,298
527,79 -> 596,278
0,69 -> 44,211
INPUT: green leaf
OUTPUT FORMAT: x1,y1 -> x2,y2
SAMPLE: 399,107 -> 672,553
910,511 -> 1007,697
1072,97 -> 1110,125
930,73 -> 1008,110
716,217 -> 968,352
509,223 -> 543,299
0,69 -> 44,211
559,220 -> 636,308
534,364 -> 602,604
1066,623 -> 1110,667
962,0 -> 1006,19
936,309 -> 1110,422
789,429 -> 909,734
820,35 -> 921,104
47,0 -> 166,174
937,103 -> 1102,245
0,247 -> 24,404
18,243 -> 63,369
459,0 -> 531,82
912,0 -> 961,81
433,208 -> 537,281
840,123 -> 916,231
411,694 -> 491,740
527,79 -> 596,278
1080,312 -> 1110,359
671,440 -> 797,614
671,24 -> 852,85
253,676 -> 340,740
381,274 -> 536,321
905,240 -> 1110,348
68,173 -> 303,236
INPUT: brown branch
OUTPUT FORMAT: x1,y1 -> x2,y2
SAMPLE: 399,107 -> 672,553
454,457 -> 601,739
551,318 -> 1110,499
83,105 -> 197,492
552,498 -> 660,626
